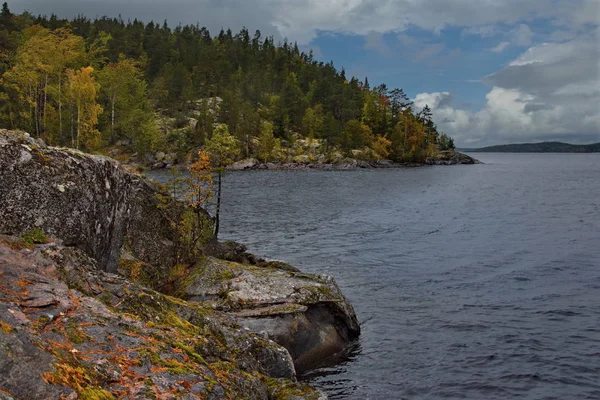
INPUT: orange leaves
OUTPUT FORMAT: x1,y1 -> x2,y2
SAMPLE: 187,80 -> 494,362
0,273 -> 31,301
42,362 -> 92,393
372,136 -> 392,161
192,150 -> 213,172
0,320 -> 15,333
186,150 -> 214,210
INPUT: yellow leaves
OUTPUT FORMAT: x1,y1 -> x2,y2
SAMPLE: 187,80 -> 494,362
205,124 -> 241,168
301,105 -> 324,139
258,121 -> 279,162
97,58 -> 142,100
372,136 -> 392,161
67,66 -> 103,149
14,26 -> 85,76
2,25 -> 86,136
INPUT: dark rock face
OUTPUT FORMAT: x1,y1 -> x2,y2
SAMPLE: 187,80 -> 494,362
0,130 -> 174,274
0,238 -> 323,399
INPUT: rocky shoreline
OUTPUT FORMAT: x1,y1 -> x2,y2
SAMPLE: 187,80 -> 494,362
226,151 -> 479,171
105,141 -> 479,172
0,130 -> 360,399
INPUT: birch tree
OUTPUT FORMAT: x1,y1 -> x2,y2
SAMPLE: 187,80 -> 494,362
66,66 -> 103,149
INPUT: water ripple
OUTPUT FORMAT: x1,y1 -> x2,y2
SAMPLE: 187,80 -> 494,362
148,153 -> 600,399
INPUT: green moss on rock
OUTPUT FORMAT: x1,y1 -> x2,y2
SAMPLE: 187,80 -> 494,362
19,228 -> 49,247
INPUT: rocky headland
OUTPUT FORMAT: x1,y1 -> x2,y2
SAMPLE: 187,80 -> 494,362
226,150 -> 479,171
0,130 -> 360,399
104,136 -> 479,172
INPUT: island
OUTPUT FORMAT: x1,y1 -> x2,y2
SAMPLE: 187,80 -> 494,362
459,141 -> 600,153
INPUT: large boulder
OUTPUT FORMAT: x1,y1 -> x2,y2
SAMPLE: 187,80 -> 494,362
0,237 -> 324,399
0,130 -> 176,275
228,158 -> 260,171
173,257 -> 361,373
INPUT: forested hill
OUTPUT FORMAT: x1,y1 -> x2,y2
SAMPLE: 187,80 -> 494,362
460,142 -> 600,153
0,2 -> 455,164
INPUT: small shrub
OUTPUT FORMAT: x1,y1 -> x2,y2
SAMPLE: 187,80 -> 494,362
20,228 -> 49,247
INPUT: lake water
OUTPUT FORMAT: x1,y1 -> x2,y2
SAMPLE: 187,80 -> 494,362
152,153 -> 600,399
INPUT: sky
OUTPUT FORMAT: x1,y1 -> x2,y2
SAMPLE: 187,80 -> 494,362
11,0 -> 600,147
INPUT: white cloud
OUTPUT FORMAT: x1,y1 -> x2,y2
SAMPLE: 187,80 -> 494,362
512,24 -> 533,46
488,24 -> 533,52
462,25 -> 500,38
491,42 -> 511,53
415,32 -> 600,146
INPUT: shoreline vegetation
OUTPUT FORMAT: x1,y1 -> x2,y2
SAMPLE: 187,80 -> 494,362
2,3 -> 462,173
112,144 -> 479,173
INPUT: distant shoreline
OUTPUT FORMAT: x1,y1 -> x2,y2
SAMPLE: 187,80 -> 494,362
459,141 -> 600,153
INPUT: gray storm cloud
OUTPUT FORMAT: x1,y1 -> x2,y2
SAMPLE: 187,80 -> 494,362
13,0 -> 598,44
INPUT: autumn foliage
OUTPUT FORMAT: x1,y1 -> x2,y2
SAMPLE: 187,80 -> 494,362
0,4 -> 455,160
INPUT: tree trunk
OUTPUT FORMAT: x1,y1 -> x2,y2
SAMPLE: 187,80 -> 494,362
43,73 -> 48,133
70,102 -> 74,148
58,74 -> 62,140
34,86 -> 42,136
28,85 -> 33,133
76,104 -> 80,149
214,170 -> 222,238
404,118 -> 408,149
111,95 -> 115,144
35,96 -> 41,136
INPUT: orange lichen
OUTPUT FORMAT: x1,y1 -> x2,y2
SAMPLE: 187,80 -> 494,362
0,319 -> 15,333
42,362 -> 93,393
